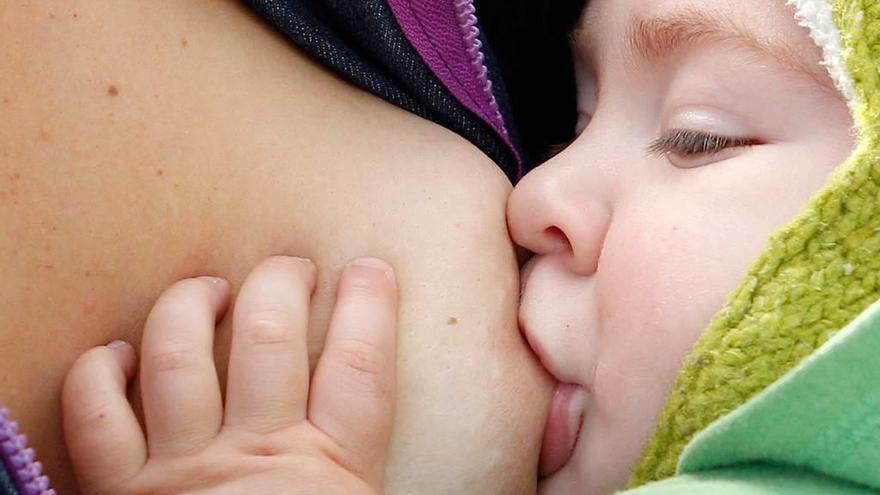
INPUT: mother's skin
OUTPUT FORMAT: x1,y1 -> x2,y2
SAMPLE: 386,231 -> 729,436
0,1 -> 551,493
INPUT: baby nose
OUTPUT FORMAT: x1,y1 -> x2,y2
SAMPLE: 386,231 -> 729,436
508,162 -> 610,276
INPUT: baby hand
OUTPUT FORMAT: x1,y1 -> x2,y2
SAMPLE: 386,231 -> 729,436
62,256 -> 398,495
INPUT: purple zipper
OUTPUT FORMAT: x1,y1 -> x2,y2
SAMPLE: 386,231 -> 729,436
452,0 -> 508,140
386,0 -> 523,177
0,409 -> 54,495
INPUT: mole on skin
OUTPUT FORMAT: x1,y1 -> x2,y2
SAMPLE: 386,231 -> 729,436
107,85 -> 119,97
447,316 -> 458,325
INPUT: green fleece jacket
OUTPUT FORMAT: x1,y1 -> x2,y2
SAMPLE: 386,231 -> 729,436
620,0 -> 880,493
625,300 -> 880,494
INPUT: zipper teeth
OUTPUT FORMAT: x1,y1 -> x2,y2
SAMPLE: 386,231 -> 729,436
453,0 -> 509,138
0,409 -> 55,495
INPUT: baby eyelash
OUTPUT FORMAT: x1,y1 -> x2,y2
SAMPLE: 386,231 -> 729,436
646,129 -> 760,157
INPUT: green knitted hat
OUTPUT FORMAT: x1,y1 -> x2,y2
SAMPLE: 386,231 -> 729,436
629,0 -> 880,487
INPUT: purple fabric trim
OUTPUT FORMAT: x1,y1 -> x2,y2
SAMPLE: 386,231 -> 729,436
386,0 -> 522,175
0,409 -> 54,495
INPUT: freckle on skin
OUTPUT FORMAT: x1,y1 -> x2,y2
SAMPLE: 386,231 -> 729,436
181,38 -> 188,47
84,270 -> 91,277
447,316 -> 458,325
107,85 -> 119,97
156,168 -> 164,177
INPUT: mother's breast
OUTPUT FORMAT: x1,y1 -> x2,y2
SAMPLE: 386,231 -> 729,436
0,1 -> 551,493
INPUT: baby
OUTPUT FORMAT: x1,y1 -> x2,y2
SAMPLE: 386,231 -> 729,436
59,0 -> 880,494
508,0 -> 859,492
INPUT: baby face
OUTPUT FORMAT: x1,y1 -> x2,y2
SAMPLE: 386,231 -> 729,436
507,0 -> 854,493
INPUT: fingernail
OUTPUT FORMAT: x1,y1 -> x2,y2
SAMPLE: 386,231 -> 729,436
349,257 -> 395,281
198,276 -> 226,285
270,255 -> 313,267
106,340 -> 129,349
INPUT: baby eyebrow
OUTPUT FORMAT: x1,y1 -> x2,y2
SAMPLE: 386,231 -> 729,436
627,10 -> 758,61
573,8 -> 834,92
628,9 -> 833,89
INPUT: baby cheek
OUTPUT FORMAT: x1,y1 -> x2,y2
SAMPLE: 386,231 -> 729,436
582,218 -> 725,469
596,217 -> 729,390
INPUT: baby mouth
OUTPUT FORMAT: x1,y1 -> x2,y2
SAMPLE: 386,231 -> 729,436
539,383 -> 587,477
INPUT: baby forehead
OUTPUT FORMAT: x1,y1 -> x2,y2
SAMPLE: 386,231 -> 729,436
583,0 -> 796,25
575,0 -> 820,56
573,0 -> 825,80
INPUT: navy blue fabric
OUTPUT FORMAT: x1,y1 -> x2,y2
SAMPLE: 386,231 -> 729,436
241,0 -> 522,180
0,463 -> 18,495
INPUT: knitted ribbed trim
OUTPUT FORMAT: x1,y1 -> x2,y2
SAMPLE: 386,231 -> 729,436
629,0 -> 880,486
788,0 -> 858,109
